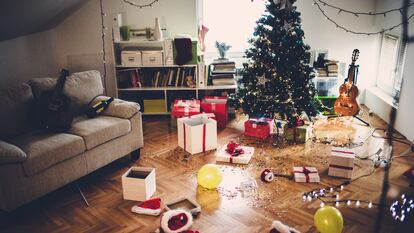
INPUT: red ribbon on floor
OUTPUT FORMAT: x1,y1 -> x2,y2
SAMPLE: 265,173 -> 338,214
332,149 -> 354,155
293,167 -> 317,182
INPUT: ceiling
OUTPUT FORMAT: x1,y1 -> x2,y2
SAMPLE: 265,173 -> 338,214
0,0 -> 88,42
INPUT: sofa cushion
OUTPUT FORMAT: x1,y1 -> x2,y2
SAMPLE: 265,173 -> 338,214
8,131 -> 86,176
0,140 -> 27,164
0,83 -> 34,139
28,70 -> 104,116
68,116 -> 131,150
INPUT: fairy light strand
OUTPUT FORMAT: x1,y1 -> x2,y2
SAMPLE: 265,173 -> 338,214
122,0 -> 159,9
312,0 -> 414,35
317,0 -> 414,16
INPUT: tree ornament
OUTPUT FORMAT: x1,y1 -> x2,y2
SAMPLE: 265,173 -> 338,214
257,75 -> 268,86
261,169 -> 275,183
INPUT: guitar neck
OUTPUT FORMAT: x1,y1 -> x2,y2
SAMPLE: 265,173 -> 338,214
51,71 -> 69,101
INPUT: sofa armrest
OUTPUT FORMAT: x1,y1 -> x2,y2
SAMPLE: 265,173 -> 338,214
0,141 -> 27,164
91,96 -> 140,119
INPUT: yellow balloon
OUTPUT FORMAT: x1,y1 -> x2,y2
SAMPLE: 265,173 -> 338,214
197,164 -> 223,189
314,206 -> 343,233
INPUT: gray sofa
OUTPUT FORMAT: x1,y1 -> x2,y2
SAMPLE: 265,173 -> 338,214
0,70 -> 144,211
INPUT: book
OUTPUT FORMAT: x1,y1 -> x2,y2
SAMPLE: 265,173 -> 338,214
175,68 -> 181,87
212,78 -> 235,86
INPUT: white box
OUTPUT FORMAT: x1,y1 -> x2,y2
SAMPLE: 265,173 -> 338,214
164,39 -> 174,65
293,167 -> 320,183
177,114 -> 217,154
216,145 -> 254,164
142,51 -> 164,66
122,167 -> 156,201
328,147 -> 355,179
121,51 -> 142,67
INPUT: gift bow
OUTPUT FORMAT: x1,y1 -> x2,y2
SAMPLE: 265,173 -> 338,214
294,167 -> 317,183
248,117 -> 269,125
225,141 -> 245,158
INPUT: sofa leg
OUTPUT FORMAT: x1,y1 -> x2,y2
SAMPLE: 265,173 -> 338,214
75,182 -> 90,207
131,149 -> 141,161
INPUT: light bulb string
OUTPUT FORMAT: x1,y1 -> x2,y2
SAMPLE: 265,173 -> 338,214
317,0 -> 414,16
312,0 -> 414,35
122,0 -> 159,8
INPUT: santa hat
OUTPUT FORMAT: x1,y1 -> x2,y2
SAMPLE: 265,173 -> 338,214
160,209 -> 193,233
270,220 -> 301,233
131,197 -> 162,216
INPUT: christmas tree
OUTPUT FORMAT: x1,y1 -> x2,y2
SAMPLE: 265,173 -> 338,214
229,0 -> 319,124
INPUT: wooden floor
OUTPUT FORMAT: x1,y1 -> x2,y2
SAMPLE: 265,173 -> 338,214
1,114 -> 414,233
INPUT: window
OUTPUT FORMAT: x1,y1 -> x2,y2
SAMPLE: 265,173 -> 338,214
202,0 -> 266,65
376,34 -> 406,98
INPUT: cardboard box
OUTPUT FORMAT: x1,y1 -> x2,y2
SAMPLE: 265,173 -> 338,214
293,167 -> 320,183
201,96 -> 228,128
216,144 -> 254,164
122,167 -> 156,201
121,51 -> 142,67
244,118 -> 273,139
177,114 -> 217,154
328,147 -> 355,179
142,51 -> 164,66
164,197 -> 201,216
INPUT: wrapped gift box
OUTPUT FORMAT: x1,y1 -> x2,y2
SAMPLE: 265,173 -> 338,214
328,147 -> 355,179
200,96 -> 228,128
284,125 -> 312,143
122,167 -> 156,201
171,99 -> 201,119
244,117 -> 274,139
216,144 -> 254,164
177,114 -> 217,154
293,167 -> 320,183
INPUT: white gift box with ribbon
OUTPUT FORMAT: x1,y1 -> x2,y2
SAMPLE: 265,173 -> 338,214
216,145 -> 254,164
177,114 -> 217,154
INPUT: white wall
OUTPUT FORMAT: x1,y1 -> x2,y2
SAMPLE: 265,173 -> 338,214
0,29 -> 59,88
296,0 -> 380,102
54,0 -> 197,96
365,0 -> 414,141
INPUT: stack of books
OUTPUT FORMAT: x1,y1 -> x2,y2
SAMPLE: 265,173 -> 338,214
209,60 -> 236,86
315,60 -> 339,78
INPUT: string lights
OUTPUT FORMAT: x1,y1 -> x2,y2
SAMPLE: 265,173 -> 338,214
302,181 -> 413,222
312,0 -> 414,35
122,0 -> 159,9
316,0 -> 414,16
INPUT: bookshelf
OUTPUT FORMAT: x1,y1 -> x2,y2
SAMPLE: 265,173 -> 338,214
112,39 -> 236,115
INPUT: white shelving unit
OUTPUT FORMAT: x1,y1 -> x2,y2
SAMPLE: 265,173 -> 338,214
112,39 -> 236,115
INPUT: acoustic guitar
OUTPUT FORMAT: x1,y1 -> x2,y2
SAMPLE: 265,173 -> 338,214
334,49 -> 360,116
35,69 -> 73,131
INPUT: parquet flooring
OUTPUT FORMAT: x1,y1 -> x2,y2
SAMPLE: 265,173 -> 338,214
0,114 -> 413,233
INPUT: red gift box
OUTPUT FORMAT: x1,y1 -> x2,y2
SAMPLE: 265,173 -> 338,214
171,100 -> 201,118
244,117 -> 273,139
200,96 -> 228,128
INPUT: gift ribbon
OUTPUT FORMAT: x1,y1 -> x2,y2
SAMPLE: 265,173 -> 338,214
332,149 -> 354,155
329,164 -> 353,170
225,141 -> 244,163
294,167 -> 317,182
